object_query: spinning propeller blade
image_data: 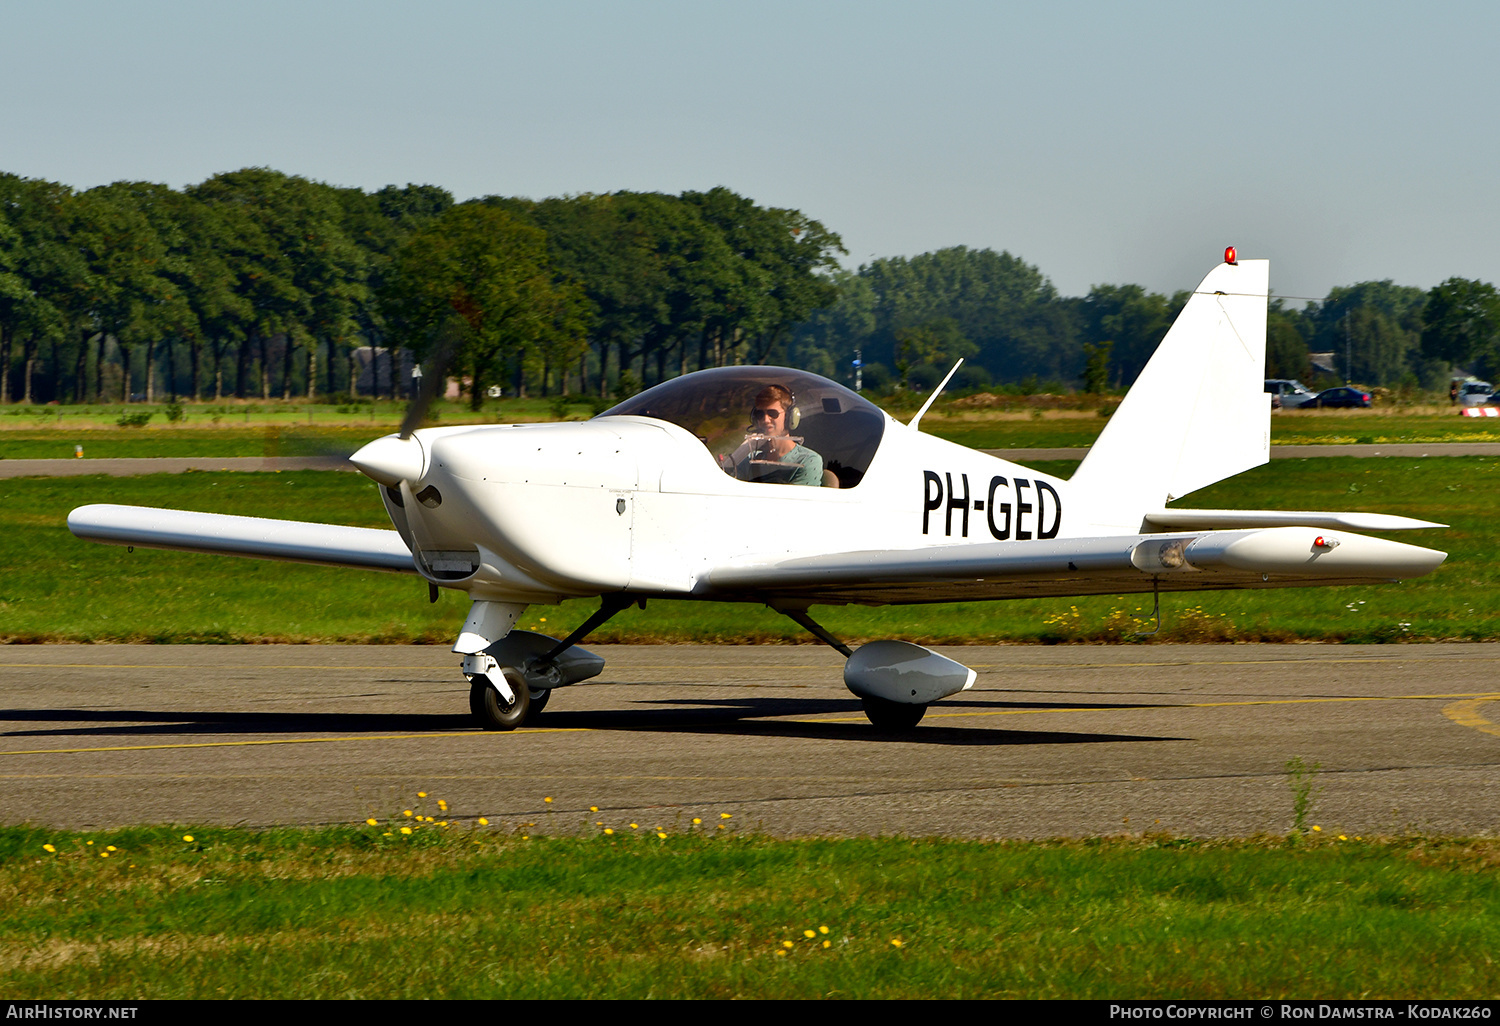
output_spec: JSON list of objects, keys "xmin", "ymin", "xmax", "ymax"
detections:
[
  {"xmin": 398, "ymin": 323, "xmax": 462, "ymax": 440},
  {"xmin": 349, "ymin": 321, "xmax": 463, "ymax": 485}
]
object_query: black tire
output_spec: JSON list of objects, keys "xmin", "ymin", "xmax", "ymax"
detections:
[
  {"xmin": 528, "ymin": 688, "xmax": 551, "ymax": 717},
  {"xmin": 861, "ymin": 696, "xmax": 927, "ymax": 730},
  {"xmin": 470, "ymin": 668, "xmax": 531, "ymax": 730}
]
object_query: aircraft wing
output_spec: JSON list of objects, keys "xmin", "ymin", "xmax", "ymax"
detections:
[
  {"xmin": 68, "ymin": 504, "xmax": 418, "ymax": 574},
  {"xmin": 700, "ymin": 527, "xmax": 1446, "ymax": 606}
]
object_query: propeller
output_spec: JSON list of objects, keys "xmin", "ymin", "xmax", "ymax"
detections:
[
  {"xmin": 349, "ymin": 319, "xmax": 463, "ymax": 486},
  {"xmin": 398, "ymin": 319, "xmax": 463, "ymax": 439}
]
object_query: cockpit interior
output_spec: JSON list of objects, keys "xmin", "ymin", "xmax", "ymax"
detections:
[{"xmin": 599, "ymin": 367, "xmax": 887, "ymax": 488}]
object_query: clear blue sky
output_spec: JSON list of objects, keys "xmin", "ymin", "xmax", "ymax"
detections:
[{"xmin": 4, "ymin": 0, "xmax": 1497, "ymax": 302}]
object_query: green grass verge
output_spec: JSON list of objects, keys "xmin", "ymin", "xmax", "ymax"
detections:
[
  {"xmin": 1, "ymin": 426, "xmax": 384, "ymax": 460},
  {"xmin": 1, "ymin": 457, "xmax": 1494, "ymax": 644},
  {"xmin": 3, "ymin": 823, "xmax": 1497, "ymax": 998}
]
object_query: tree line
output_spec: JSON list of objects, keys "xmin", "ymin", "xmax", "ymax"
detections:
[
  {"xmin": 786, "ymin": 249, "xmax": 1500, "ymax": 395},
  {"xmin": 0, "ymin": 170, "xmax": 844, "ymax": 407},
  {"xmin": 3, "ymin": 167, "xmax": 1497, "ymax": 407}
]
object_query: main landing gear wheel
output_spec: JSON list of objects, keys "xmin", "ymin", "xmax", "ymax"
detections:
[
  {"xmin": 527, "ymin": 688, "xmax": 551, "ymax": 717},
  {"xmin": 861, "ymin": 696, "xmax": 927, "ymax": 730},
  {"xmin": 469, "ymin": 667, "xmax": 531, "ymax": 731}
]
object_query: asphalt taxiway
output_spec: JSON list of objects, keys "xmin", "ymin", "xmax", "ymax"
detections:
[{"xmin": 2, "ymin": 643, "xmax": 1497, "ymax": 838}]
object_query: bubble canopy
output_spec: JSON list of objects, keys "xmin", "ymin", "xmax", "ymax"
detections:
[{"xmin": 597, "ymin": 367, "xmax": 887, "ymax": 488}]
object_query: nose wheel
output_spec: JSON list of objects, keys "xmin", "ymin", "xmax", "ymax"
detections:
[{"xmin": 468, "ymin": 666, "xmax": 532, "ymax": 730}]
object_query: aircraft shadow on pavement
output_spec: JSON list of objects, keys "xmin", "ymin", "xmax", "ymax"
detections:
[
  {"xmin": 0, "ymin": 708, "xmax": 476, "ymax": 739},
  {"xmin": 528, "ymin": 696, "xmax": 1183, "ymax": 747},
  {"xmin": 0, "ymin": 696, "xmax": 1183, "ymax": 748}
]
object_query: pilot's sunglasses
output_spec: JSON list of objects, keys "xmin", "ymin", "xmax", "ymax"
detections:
[{"xmin": 752, "ymin": 408, "xmax": 781, "ymax": 419}]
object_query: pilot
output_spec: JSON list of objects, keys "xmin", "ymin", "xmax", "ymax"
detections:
[{"xmin": 730, "ymin": 385, "xmax": 825, "ymax": 486}]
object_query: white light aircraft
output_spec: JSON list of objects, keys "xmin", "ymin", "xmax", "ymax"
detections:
[{"xmin": 68, "ymin": 251, "xmax": 1447, "ymax": 730}]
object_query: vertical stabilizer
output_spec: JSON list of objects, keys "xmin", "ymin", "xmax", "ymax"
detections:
[{"xmin": 1071, "ymin": 258, "xmax": 1269, "ymax": 532}]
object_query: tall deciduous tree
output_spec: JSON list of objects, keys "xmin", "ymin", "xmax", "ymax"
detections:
[
  {"xmin": 1312, "ymin": 281, "xmax": 1426, "ymax": 386},
  {"xmin": 0, "ymin": 182, "xmax": 33, "ymax": 404},
  {"xmin": 0, "ymin": 175, "xmax": 78, "ymax": 403},
  {"xmin": 783, "ymin": 269, "xmax": 875, "ymax": 383},
  {"xmin": 1078, "ymin": 284, "xmax": 1183, "ymax": 388},
  {"xmin": 335, "ymin": 184, "xmax": 453, "ymax": 398},
  {"xmin": 1265, "ymin": 299, "xmax": 1313, "ymax": 382},
  {"xmin": 864, "ymin": 247, "xmax": 1074, "ymax": 385},
  {"xmin": 189, "ymin": 169, "xmax": 365, "ymax": 399},
  {"xmin": 1421, "ymin": 277, "xmax": 1500, "ymax": 377},
  {"xmin": 681, "ymin": 187, "xmax": 844, "ymax": 367},
  {"xmin": 384, "ymin": 204, "xmax": 585, "ymax": 409},
  {"xmin": 86, "ymin": 182, "xmax": 207, "ymax": 401}
]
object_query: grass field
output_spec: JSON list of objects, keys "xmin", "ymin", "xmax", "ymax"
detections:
[
  {"xmin": 4, "ymin": 397, "xmax": 1499, "ymax": 458},
  {"xmin": 3, "ymin": 823, "xmax": 1497, "ymax": 998},
  {"xmin": 929, "ymin": 410, "xmax": 1500, "ymax": 451},
  {"xmin": 0, "ymin": 456, "xmax": 1493, "ymax": 644}
]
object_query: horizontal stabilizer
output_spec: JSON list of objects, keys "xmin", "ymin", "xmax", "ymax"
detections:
[
  {"xmin": 68, "ymin": 504, "xmax": 417, "ymax": 574},
  {"xmin": 1144, "ymin": 509, "xmax": 1446, "ymax": 532}
]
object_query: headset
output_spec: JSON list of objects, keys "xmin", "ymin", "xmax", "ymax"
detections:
[{"xmin": 754, "ymin": 384, "xmax": 800, "ymax": 431}]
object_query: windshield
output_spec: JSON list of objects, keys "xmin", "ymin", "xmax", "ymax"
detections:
[{"xmin": 598, "ymin": 367, "xmax": 886, "ymax": 488}]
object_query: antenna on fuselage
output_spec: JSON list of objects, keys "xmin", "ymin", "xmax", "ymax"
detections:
[{"xmin": 907, "ymin": 359, "xmax": 964, "ymax": 433}]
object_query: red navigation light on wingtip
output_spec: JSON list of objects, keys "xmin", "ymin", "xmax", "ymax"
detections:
[{"xmin": 1224, "ymin": 246, "xmax": 1237, "ymax": 265}]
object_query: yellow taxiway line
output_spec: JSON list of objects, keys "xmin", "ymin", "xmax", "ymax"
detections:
[{"xmin": 1441, "ymin": 695, "xmax": 1500, "ymax": 739}]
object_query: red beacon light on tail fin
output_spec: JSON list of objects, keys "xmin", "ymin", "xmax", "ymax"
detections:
[{"xmin": 1224, "ymin": 246, "xmax": 1237, "ymax": 265}]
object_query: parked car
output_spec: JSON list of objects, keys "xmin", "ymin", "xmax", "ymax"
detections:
[
  {"xmin": 1300, "ymin": 386, "xmax": 1371, "ymax": 409},
  {"xmin": 1459, "ymin": 380, "xmax": 1495, "ymax": 407},
  {"xmin": 1264, "ymin": 379, "xmax": 1318, "ymax": 409}
]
